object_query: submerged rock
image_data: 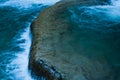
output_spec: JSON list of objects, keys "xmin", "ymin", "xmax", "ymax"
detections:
[{"xmin": 29, "ymin": 0, "xmax": 115, "ymax": 80}]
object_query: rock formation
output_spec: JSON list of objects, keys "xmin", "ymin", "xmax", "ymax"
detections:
[{"xmin": 29, "ymin": 0, "xmax": 115, "ymax": 80}]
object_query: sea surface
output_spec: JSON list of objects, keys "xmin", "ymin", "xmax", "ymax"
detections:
[
  {"xmin": 68, "ymin": 1, "xmax": 120, "ymax": 79},
  {"xmin": 0, "ymin": 0, "xmax": 120, "ymax": 80},
  {"xmin": 0, "ymin": 0, "xmax": 60, "ymax": 80}
]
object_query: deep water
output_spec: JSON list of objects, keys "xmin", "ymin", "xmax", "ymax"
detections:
[
  {"xmin": 0, "ymin": 0, "xmax": 53, "ymax": 79},
  {"xmin": 0, "ymin": 0, "xmax": 120, "ymax": 80}
]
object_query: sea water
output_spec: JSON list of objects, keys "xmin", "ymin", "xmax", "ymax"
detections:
[
  {"xmin": 0, "ymin": 0, "xmax": 60, "ymax": 80},
  {"xmin": 68, "ymin": 0, "xmax": 120, "ymax": 79},
  {"xmin": 0, "ymin": 0, "xmax": 119, "ymax": 80}
]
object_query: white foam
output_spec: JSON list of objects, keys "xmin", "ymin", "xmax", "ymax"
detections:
[
  {"xmin": 8, "ymin": 23, "xmax": 33, "ymax": 80},
  {"xmin": 111, "ymin": 0, "xmax": 120, "ymax": 6},
  {"xmin": 15, "ymin": 24, "xmax": 32, "ymax": 79},
  {"xmin": 1, "ymin": 0, "xmax": 60, "ymax": 8},
  {"xmin": 109, "ymin": 0, "xmax": 120, "ymax": 19},
  {"xmin": 87, "ymin": 0, "xmax": 120, "ymax": 22}
]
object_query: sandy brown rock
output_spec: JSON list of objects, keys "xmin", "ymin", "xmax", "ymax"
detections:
[{"xmin": 29, "ymin": 0, "xmax": 114, "ymax": 80}]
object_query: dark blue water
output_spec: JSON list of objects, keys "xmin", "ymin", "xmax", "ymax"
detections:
[
  {"xmin": 0, "ymin": 0, "xmax": 49, "ymax": 79},
  {"xmin": 0, "ymin": 0, "xmax": 120, "ymax": 80}
]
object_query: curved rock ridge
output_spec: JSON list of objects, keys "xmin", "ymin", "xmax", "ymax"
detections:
[{"xmin": 29, "ymin": 0, "xmax": 114, "ymax": 80}]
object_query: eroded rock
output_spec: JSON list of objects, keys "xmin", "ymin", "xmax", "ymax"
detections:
[{"xmin": 29, "ymin": 0, "xmax": 114, "ymax": 80}]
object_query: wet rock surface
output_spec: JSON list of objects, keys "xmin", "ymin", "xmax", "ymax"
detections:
[{"xmin": 29, "ymin": 0, "xmax": 115, "ymax": 80}]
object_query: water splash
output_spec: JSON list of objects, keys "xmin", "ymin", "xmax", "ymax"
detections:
[
  {"xmin": 1, "ymin": 0, "xmax": 60, "ymax": 8},
  {"xmin": 7, "ymin": 23, "xmax": 33, "ymax": 80},
  {"xmin": 69, "ymin": 0, "xmax": 120, "ymax": 29},
  {"xmin": 111, "ymin": 0, "xmax": 120, "ymax": 6},
  {"xmin": 89, "ymin": 0, "xmax": 120, "ymax": 22}
]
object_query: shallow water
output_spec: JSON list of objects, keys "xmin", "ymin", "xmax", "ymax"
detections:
[
  {"xmin": 67, "ymin": 0, "xmax": 120, "ymax": 79},
  {"xmin": 68, "ymin": 0, "xmax": 120, "ymax": 65}
]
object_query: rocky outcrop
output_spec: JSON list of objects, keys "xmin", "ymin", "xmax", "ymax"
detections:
[{"xmin": 29, "ymin": 0, "xmax": 114, "ymax": 80}]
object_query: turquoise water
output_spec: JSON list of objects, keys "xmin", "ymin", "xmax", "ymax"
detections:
[
  {"xmin": 0, "ymin": 0, "xmax": 48, "ymax": 79},
  {"xmin": 0, "ymin": 0, "xmax": 120, "ymax": 80},
  {"xmin": 68, "ymin": 4, "xmax": 120, "ymax": 65},
  {"xmin": 67, "ymin": 1, "xmax": 120, "ymax": 79}
]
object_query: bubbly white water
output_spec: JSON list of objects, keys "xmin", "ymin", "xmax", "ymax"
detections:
[
  {"xmin": 1, "ymin": 0, "xmax": 119, "ymax": 80},
  {"xmin": 90, "ymin": 0, "xmax": 120, "ymax": 22},
  {"xmin": 1, "ymin": 0, "xmax": 61, "ymax": 80},
  {"xmin": 69, "ymin": 0, "xmax": 120, "ymax": 28},
  {"xmin": 0, "ymin": 0, "xmax": 60, "ymax": 80},
  {"xmin": 7, "ymin": 23, "xmax": 33, "ymax": 80},
  {"xmin": 9, "ymin": 0, "xmax": 119, "ymax": 80},
  {"xmin": 110, "ymin": 0, "xmax": 120, "ymax": 19},
  {"xmin": 1, "ymin": 0, "xmax": 61, "ymax": 8},
  {"xmin": 0, "ymin": 0, "xmax": 61, "ymax": 79}
]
